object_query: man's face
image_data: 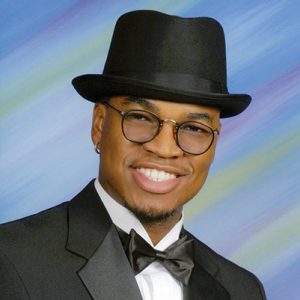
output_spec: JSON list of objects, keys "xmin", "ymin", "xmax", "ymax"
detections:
[{"xmin": 92, "ymin": 96, "xmax": 221, "ymax": 223}]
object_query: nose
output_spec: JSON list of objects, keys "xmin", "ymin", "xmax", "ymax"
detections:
[{"xmin": 142, "ymin": 121, "xmax": 183, "ymax": 158}]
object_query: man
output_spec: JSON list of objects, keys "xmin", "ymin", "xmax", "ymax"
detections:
[{"xmin": 0, "ymin": 10, "xmax": 267, "ymax": 300}]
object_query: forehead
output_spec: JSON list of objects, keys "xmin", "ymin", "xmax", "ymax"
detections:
[{"xmin": 109, "ymin": 95, "xmax": 221, "ymax": 124}]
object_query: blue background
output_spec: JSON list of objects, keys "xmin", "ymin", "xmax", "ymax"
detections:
[{"xmin": 1, "ymin": 1, "xmax": 300, "ymax": 299}]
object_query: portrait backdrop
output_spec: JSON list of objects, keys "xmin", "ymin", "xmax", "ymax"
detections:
[{"xmin": 1, "ymin": 1, "xmax": 299, "ymax": 299}]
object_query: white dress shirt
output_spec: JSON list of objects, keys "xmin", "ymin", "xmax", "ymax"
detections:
[{"xmin": 94, "ymin": 179, "xmax": 184, "ymax": 300}]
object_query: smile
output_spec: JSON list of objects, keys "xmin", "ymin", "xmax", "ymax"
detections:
[{"xmin": 136, "ymin": 168, "xmax": 177, "ymax": 182}]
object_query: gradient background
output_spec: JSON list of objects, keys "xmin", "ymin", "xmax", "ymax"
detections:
[{"xmin": 1, "ymin": 1, "xmax": 299, "ymax": 299}]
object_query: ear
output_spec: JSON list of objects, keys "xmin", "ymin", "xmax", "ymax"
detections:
[{"xmin": 91, "ymin": 103, "xmax": 107, "ymax": 146}]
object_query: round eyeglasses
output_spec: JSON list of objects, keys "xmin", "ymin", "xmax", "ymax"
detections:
[{"xmin": 105, "ymin": 102, "xmax": 219, "ymax": 155}]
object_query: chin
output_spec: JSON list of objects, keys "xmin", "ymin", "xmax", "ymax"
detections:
[{"xmin": 123, "ymin": 200, "xmax": 178, "ymax": 224}]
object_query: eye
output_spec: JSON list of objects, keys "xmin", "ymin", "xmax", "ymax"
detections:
[
  {"xmin": 125, "ymin": 111, "xmax": 153, "ymax": 122},
  {"xmin": 184, "ymin": 125, "xmax": 202, "ymax": 132},
  {"xmin": 180, "ymin": 123, "xmax": 211, "ymax": 134}
]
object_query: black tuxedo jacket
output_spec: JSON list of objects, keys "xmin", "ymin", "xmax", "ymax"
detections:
[{"xmin": 0, "ymin": 181, "xmax": 266, "ymax": 299}]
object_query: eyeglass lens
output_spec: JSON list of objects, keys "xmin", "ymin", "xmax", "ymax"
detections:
[{"xmin": 122, "ymin": 110, "xmax": 214, "ymax": 155}]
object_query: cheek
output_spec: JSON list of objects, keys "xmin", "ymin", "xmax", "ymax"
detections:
[
  {"xmin": 100, "ymin": 117, "xmax": 126, "ymax": 155},
  {"xmin": 99, "ymin": 122, "xmax": 124, "ymax": 172},
  {"xmin": 99, "ymin": 121, "xmax": 139, "ymax": 182},
  {"xmin": 191, "ymin": 151, "xmax": 215, "ymax": 186}
]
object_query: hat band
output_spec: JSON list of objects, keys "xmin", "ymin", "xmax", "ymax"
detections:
[{"xmin": 104, "ymin": 72, "xmax": 228, "ymax": 94}]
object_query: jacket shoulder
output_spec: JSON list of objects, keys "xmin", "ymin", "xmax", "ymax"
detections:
[
  {"xmin": 0, "ymin": 202, "xmax": 69, "ymax": 299},
  {"xmin": 0, "ymin": 202, "xmax": 68, "ymax": 242},
  {"xmin": 188, "ymin": 231, "xmax": 267, "ymax": 300},
  {"xmin": 0, "ymin": 201, "xmax": 70, "ymax": 265},
  {"xmin": 0, "ymin": 180, "xmax": 97, "ymax": 254}
]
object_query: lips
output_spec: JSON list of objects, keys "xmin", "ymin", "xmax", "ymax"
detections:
[
  {"xmin": 131, "ymin": 164, "xmax": 185, "ymax": 194},
  {"xmin": 136, "ymin": 168, "xmax": 177, "ymax": 182}
]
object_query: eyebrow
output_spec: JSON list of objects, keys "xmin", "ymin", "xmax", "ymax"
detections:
[
  {"xmin": 121, "ymin": 96, "xmax": 215, "ymax": 123},
  {"xmin": 187, "ymin": 112, "xmax": 214, "ymax": 124},
  {"xmin": 121, "ymin": 96, "xmax": 158, "ymax": 111}
]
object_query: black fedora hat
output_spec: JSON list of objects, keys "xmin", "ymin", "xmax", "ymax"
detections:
[{"xmin": 72, "ymin": 10, "xmax": 251, "ymax": 118}]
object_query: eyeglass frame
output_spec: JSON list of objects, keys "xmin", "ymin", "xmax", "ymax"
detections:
[{"xmin": 104, "ymin": 102, "xmax": 220, "ymax": 155}]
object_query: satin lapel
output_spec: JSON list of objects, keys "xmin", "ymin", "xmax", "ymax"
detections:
[
  {"xmin": 183, "ymin": 230, "xmax": 230, "ymax": 300},
  {"xmin": 183, "ymin": 261, "xmax": 230, "ymax": 300},
  {"xmin": 78, "ymin": 225, "xmax": 142, "ymax": 300},
  {"xmin": 66, "ymin": 181, "xmax": 111, "ymax": 258},
  {"xmin": 66, "ymin": 181, "xmax": 142, "ymax": 300}
]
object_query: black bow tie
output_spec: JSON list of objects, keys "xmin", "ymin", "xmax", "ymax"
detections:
[{"xmin": 118, "ymin": 228, "xmax": 194, "ymax": 285}]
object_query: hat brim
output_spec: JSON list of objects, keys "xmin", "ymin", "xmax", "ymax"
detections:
[{"xmin": 72, "ymin": 74, "xmax": 251, "ymax": 118}]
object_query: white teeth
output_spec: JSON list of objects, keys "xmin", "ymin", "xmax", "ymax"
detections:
[{"xmin": 137, "ymin": 168, "xmax": 177, "ymax": 182}]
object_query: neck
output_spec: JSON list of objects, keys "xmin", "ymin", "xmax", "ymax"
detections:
[{"xmin": 141, "ymin": 211, "xmax": 182, "ymax": 245}]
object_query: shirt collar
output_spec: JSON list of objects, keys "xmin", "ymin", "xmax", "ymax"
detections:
[{"xmin": 94, "ymin": 179, "xmax": 183, "ymax": 251}]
